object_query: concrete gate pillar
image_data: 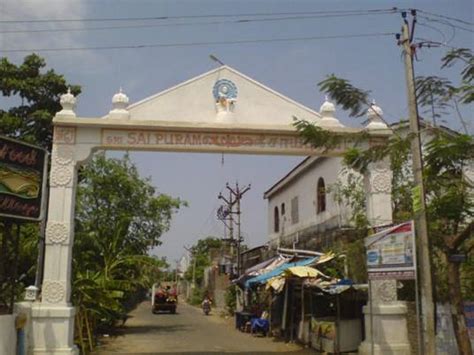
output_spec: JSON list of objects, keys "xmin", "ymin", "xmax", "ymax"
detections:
[
  {"xmin": 30, "ymin": 92, "xmax": 95, "ymax": 354},
  {"xmin": 359, "ymin": 103, "xmax": 411, "ymax": 354}
]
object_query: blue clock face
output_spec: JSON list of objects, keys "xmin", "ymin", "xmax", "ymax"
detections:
[{"xmin": 213, "ymin": 79, "xmax": 238, "ymax": 100}]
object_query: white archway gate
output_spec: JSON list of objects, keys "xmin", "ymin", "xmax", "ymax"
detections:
[{"xmin": 24, "ymin": 66, "xmax": 409, "ymax": 354}]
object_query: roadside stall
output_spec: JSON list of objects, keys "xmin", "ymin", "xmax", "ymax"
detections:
[
  {"xmin": 305, "ymin": 279, "xmax": 367, "ymax": 353},
  {"xmin": 241, "ymin": 253, "xmax": 335, "ymax": 340}
]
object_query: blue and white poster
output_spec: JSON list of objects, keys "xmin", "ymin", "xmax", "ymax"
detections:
[{"xmin": 365, "ymin": 221, "xmax": 416, "ymax": 280}]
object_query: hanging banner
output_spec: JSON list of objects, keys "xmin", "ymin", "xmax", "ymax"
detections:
[
  {"xmin": 0, "ymin": 136, "xmax": 48, "ymax": 221},
  {"xmin": 365, "ymin": 221, "xmax": 416, "ymax": 280}
]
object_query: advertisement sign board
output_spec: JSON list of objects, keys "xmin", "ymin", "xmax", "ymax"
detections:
[
  {"xmin": 0, "ymin": 136, "xmax": 48, "ymax": 221},
  {"xmin": 365, "ymin": 221, "xmax": 416, "ymax": 280}
]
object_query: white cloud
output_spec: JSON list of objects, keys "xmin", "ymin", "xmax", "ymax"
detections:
[{"xmin": 1, "ymin": 0, "xmax": 106, "ymax": 68}]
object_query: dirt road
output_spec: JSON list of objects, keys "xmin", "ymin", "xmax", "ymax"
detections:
[{"xmin": 94, "ymin": 301, "xmax": 312, "ymax": 354}]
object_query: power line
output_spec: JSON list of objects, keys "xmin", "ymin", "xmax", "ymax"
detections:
[
  {"xmin": 415, "ymin": 9, "xmax": 474, "ymax": 27},
  {"xmin": 0, "ymin": 12, "xmax": 398, "ymax": 34},
  {"xmin": 418, "ymin": 14, "xmax": 474, "ymax": 34},
  {"xmin": 1, "ymin": 32, "xmax": 395, "ymax": 53},
  {"xmin": 0, "ymin": 8, "xmax": 400, "ymax": 24}
]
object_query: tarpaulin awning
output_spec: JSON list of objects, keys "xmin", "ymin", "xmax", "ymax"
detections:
[
  {"xmin": 245, "ymin": 256, "xmax": 317, "ymax": 288},
  {"xmin": 244, "ymin": 255, "xmax": 283, "ymax": 276},
  {"xmin": 285, "ymin": 266, "xmax": 324, "ymax": 278},
  {"xmin": 265, "ymin": 276, "xmax": 286, "ymax": 293},
  {"xmin": 304, "ymin": 278, "xmax": 368, "ymax": 295},
  {"xmin": 234, "ymin": 255, "xmax": 289, "ymax": 289}
]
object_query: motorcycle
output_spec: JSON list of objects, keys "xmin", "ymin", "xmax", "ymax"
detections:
[{"xmin": 202, "ymin": 298, "xmax": 211, "ymax": 315}]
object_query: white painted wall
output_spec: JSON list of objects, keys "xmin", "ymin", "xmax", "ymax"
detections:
[
  {"xmin": 0, "ymin": 315, "xmax": 16, "ymax": 355},
  {"xmin": 266, "ymin": 156, "xmax": 353, "ymax": 244},
  {"xmin": 127, "ymin": 66, "xmax": 321, "ymax": 126}
]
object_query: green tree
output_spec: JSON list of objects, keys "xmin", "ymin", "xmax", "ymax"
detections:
[
  {"xmin": 185, "ymin": 236, "xmax": 222, "ymax": 286},
  {"xmin": 73, "ymin": 153, "xmax": 185, "ymax": 352},
  {"xmin": 294, "ymin": 48, "xmax": 473, "ymax": 354},
  {"xmin": 0, "ymin": 54, "xmax": 80, "ymax": 312},
  {"xmin": 0, "ymin": 53, "xmax": 80, "ymax": 149}
]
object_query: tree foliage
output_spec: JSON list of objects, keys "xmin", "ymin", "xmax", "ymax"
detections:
[
  {"xmin": 295, "ymin": 47, "xmax": 473, "ymax": 354},
  {"xmin": 0, "ymin": 54, "xmax": 80, "ymax": 149},
  {"xmin": 0, "ymin": 54, "xmax": 80, "ymax": 313},
  {"xmin": 184, "ymin": 236, "xmax": 222, "ymax": 287},
  {"xmin": 73, "ymin": 153, "xmax": 185, "ymax": 352}
]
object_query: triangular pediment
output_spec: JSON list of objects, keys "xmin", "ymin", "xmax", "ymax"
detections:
[{"xmin": 125, "ymin": 66, "xmax": 321, "ymax": 127}]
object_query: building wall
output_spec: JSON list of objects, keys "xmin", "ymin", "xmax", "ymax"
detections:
[
  {"xmin": 266, "ymin": 156, "xmax": 353, "ymax": 247},
  {"xmin": 0, "ymin": 315, "xmax": 16, "ymax": 355}
]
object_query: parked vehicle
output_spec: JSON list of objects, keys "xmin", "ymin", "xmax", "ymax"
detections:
[{"xmin": 151, "ymin": 282, "xmax": 177, "ymax": 314}]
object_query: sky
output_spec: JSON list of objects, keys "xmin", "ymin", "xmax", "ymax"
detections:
[{"xmin": 1, "ymin": 0, "xmax": 472, "ymax": 265}]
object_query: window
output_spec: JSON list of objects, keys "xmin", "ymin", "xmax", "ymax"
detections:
[
  {"xmin": 281, "ymin": 203, "xmax": 285, "ymax": 215},
  {"xmin": 274, "ymin": 206, "xmax": 280, "ymax": 233},
  {"xmin": 317, "ymin": 177, "xmax": 326, "ymax": 214},
  {"xmin": 291, "ymin": 196, "xmax": 299, "ymax": 224}
]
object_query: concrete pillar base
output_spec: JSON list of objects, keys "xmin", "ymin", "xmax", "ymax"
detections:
[
  {"xmin": 358, "ymin": 302, "xmax": 411, "ymax": 355},
  {"xmin": 31, "ymin": 304, "xmax": 78, "ymax": 355},
  {"xmin": 359, "ymin": 342, "xmax": 411, "ymax": 355},
  {"xmin": 32, "ymin": 347, "xmax": 79, "ymax": 355}
]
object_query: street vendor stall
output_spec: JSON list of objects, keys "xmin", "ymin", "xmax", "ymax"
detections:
[{"xmin": 305, "ymin": 279, "xmax": 367, "ymax": 353}]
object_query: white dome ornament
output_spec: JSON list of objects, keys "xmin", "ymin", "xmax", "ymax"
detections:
[
  {"xmin": 57, "ymin": 88, "xmax": 77, "ymax": 118},
  {"xmin": 317, "ymin": 96, "xmax": 343, "ymax": 128},
  {"xmin": 366, "ymin": 100, "xmax": 388, "ymax": 130},
  {"xmin": 108, "ymin": 88, "xmax": 130, "ymax": 119}
]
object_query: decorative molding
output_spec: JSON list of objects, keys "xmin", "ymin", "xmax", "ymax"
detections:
[
  {"xmin": 465, "ymin": 165, "xmax": 474, "ymax": 182},
  {"xmin": 46, "ymin": 222, "xmax": 69, "ymax": 244},
  {"xmin": 372, "ymin": 171, "xmax": 392, "ymax": 193},
  {"xmin": 212, "ymin": 79, "xmax": 238, "ymax": 101},
  {"xmin": 50, "ymin": 165, "xmax": 74, "ymax": 187},
  {"xmin": 52, "ymin": 144, "xmax": 75, "ymax": 166},
  {"xmin": 53, "ymin": 126, "xmax": 76, "ymax": 144},
  {"xmin": 373, "ymin": 280, "xmax": 397, "ymax": 303},
  {"xmin": 373, "ymin": 161, "xmax": 390, "ymax": 173},
  {"xmin": 42, "ymin": 280, "xmax": 66, "ymax": 303}
]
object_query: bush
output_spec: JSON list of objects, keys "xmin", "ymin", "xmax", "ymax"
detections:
[
  {"xmin": 189, "ymin": 287, "xmax": 205, "ymax": 306},
  {"xmin": 224, "ymin": 284, "xmax": 237, "ymax": 315}
]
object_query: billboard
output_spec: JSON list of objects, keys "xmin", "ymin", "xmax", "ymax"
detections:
[
  {"xmin": 0, "ymin": 136, "xmax": 48, "ymax": 221},
  {"xmin": 365, "ymin": 221, "xmax": 416, "ymax": 280}
]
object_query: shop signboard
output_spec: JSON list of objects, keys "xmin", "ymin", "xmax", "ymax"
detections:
[
  {"xmin": 0, "ymin": 136, "xmax": 48, "ymax": 221},
  {"xmin": 365, "ymin": 221, "xmax": 416, "ymax": 280}
]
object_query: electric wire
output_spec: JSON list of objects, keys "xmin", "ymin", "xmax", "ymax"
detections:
[
  {"xmin": 417, "ymin": 22, "xmax": 449, "ymax": 44},
  {"xmin": 415, "ymin": 9, "xmax": 474, "ymax": 27},
  {"xmin": 2, "ymin": 32, "xmax": 395, "ymax": 53},
  {"xmin": 0, "ymin": 8, "xmax": 400, "ymax": 24},
  {"xmin": 418, "ymin": 14, "xmax": 474, "ymax": 34},
  {"xmin": 0, "ymin": 12, "xmax": 398, "ymax": 34}
]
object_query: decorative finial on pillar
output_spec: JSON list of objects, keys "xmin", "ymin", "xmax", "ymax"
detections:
[
  {"xmin": 56, "ymin": 87, "xmax": 77, "ymax": 118},
  {"xmin": 108, "ymin": 87, "xmax": 130, "ymax": 119},
  {"xmin": 24, "ymin": 285, "xmax": 39, "ymax": 301},
  {"xmin": 366, "ymin": 100, "xmax": 388, "ymax": 130},
  {"xmin": 318, "ymin": 96, "xmax": 343, "ymax": 128}
]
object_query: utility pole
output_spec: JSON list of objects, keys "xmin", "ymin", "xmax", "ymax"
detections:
[
  {"xmin": 183, "ymin": 246, "xmax": 196, "ymax": 289},
  {"xmin": 218, "ymin": 191, "xmax": 235, "ymax": 255},
  {"xmin": 226, "ymin": 182, "xmax": 251, "ymax": 276},
  {"xmin": 397, "ymin": 10, "xmax": 436, "ymax": 354}
]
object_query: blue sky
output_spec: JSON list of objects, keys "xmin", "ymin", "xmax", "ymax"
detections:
[{"xmin": 2, "ymin": 0, "xmax": 472, "ymax": 264}]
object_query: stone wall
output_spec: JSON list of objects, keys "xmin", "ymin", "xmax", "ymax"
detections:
[{"xmin": 0, "ymin": 314, "xmax": 16, "ymax": 355}]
